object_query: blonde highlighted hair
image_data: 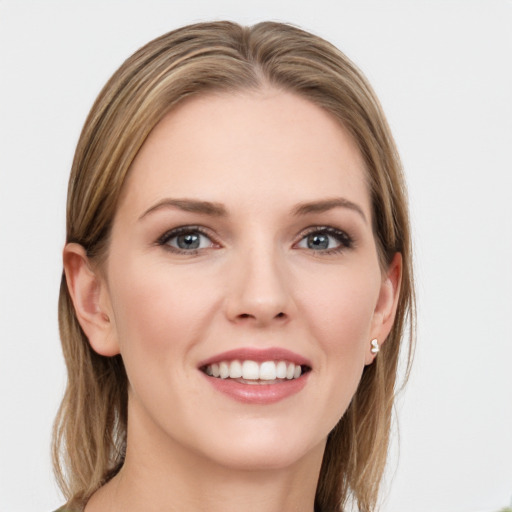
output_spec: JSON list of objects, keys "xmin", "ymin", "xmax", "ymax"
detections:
[{"xmin": 53, "ymin": 20, "xmax": 415, "ymax": 512}]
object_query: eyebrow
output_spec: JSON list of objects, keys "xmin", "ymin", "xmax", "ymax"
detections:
[
  {"xmin": 139, "ymin": 196, "xmax": 367, "ymax": 223},
  {"xmin": 292, "ymin": 197, "xmax": 367, "ymax": 223},
  {"xmin": 139, "ymin": 198, "xmax": 227, "ymax": 220}
]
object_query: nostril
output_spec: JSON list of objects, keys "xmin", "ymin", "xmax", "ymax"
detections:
[
  {"xmin": 236, "ymin": 312, "xmax": 286, "ymax": 321},
  {"xmin": 231, "ymin": 308, "xmax": 289, "ymax": 324}
]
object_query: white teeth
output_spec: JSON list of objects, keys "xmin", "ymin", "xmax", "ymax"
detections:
[
  {"xmin": 219, "ymin": 361, "xmax": 230, "ymax": 379},
  {"xmin": 242, "ymin": 360, "xmax": 260, "ymax": 380},
  {"xmin": 229, "ymin": 360, "xmax": 243, "ymax": 379},
  {"xmin": 204, "ymin": 359, "xmax": 305, "ymax": 381},
  {"xmin": 259, "ymin": 361, "xmax": 276, "ymax": 380},
  {"xmin": 276, "ymin": 361, "xmax": 287, "ymax": 379}
]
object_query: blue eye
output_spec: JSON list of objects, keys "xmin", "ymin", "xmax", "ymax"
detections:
[
  {"xmin": 158, "ymin": 227, "xmax": 215, "ymax": 252},
  {"xmin": 297, "ymin": 228, "xmax": 352, "ymax": 253}
]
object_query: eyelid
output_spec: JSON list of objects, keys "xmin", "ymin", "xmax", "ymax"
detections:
[
  {"xmin": 294, "ymin": 225, "xmax": 354, "ymax": 253},
  {"xmin": 156, "ymin": 225, "xmax": 221, "ymax": 253},
  {"xmin": 155, "ymin": 224, "xmax": 354, "ymax": 255}
]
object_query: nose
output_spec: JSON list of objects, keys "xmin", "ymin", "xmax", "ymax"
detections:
[{"xmin": 224, "ymin": 244, "xmax": 293, "ymax": 327}]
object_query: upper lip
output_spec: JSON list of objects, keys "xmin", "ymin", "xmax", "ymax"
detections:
[{"xmin": 197, "ymin": 347, "xmax": 312, "ymax": 368}]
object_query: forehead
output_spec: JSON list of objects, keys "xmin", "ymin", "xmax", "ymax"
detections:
[{"xmin": 122, "ymin": 88, "xmax": 370, "ymax": 216}]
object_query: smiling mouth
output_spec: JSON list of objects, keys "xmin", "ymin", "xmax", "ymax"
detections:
[{"xmin": 201, "ymin": 360, "xmax": 311, "ymax": 383}]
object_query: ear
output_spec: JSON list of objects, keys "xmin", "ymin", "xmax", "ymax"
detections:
[
  {"xmin": 365, "ymin": 252, "xmax": 402, "ymax": 365},
  {"xmin": 63, "ymin": 243, "xmax": 120, "ymax": 356}
]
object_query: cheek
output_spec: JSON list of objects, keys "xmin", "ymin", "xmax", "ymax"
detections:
[
  {"xmin": 108, "ymin": 259, "xmax": 219, "ymax": 368},
  {"xmin": 298, "ymin": 267, "xmax": 380, "ymax": 350},
  {"xmin": 106, "ymin": 260, "xmax": 225, "ymax": 442},
  {"xmin": 295, "ymin": 264, "xmax": 381, "ymax": 413}
]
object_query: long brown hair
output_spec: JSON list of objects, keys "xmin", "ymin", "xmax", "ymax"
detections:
[{"xmin": 53, "ymin": 21, "xmax": 415, "ymax": 512}]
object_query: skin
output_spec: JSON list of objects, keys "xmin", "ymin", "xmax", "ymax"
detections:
[{"xmin": 64, "ymin": 88, "xmax": 401, "ymax": 512}]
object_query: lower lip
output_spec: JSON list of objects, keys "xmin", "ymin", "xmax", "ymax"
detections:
[{"xmin": 202, "ymin": 373, "xmax": 310, "ymax": 404}]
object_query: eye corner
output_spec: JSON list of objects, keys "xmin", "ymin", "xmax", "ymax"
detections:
[
  {"xmin": 156, "ymin": 225, "xmax": 221, "ymax": 254},
  {"xmin": 294, "ymin": 226, "xmax": 354, "ymax": 254}
]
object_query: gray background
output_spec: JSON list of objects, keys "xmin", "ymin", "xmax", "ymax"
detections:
[{"xmin": 1, "ymin": 1, "xmax": 511, "ymax": 511}]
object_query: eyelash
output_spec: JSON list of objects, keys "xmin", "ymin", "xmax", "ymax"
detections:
[
  {"xmin": 295, "ymin": 226, "xmax": 354, "ymax": 255},
  {"xmin": 157, "ymin": 225, "xmax": 218, "ymax": 255},
  {"xmin": 156, "ymin": 225, "xmax": 354, "ymax": 255}
]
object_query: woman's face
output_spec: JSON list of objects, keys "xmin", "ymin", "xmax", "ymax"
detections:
[{"xmin": 96, "ymin": 88, "xmax": 399, "ymax": 471}]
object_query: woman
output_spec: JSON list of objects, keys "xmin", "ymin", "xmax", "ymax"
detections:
[{"xmin": 54, "ymin": 20, "xmax": 415, "ymax": 512}]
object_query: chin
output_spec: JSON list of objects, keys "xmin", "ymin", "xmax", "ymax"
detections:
[
  {"xmin": 206, "ymin": 438, "xmax": 325, "ymax": 472},
  {"xmin": 183, "ymin": 417, "xmax": 330, "ymax": 473}
]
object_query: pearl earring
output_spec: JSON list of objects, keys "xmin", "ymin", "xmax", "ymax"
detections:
[{"xmin": 370, "ymin": 339, "xmax": 379, "ymax": 354}]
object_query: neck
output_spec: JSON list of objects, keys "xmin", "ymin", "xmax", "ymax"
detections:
[{"xmin": 85, "ymin": 401, "xmax": 325, "ymax": 512}]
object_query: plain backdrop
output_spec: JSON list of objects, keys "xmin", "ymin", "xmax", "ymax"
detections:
[{"xmin": 1, "ymin": 1, "xmax": 511, "ymax": 511}]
